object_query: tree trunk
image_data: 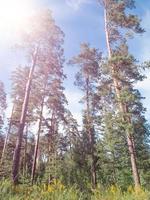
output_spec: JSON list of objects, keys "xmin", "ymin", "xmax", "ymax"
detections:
[
  {"xmin": 12, "ymin": 47, "xmax": 38, "ymax": 184},
  {"xmin": 91, "ymin": 152, "xmax": 97, "ymax": 188},
  {"xmin": 31, "ymin": 96, "xmax": 44, "ymax": 185},
  {"xmin": 1, "ymin": 104, "xmax": 15, "ymax": 164},
  {"xmin": 47, "ymin": 111, "xmax": 57, "ymax": 183},
  {"xmin": 23, "ymin": 124, "xmax": 28, "ymax": 177},
  {"xmin": 103, "ymin": 7, "xmax": 140, "ymax": 187},
  {"xmin": 86, "ymin": 77, "xmax": 97, "ymax": 188}
]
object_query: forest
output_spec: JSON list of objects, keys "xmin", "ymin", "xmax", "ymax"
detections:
[{"xmin": 0, "ymin": 0, "xmax": 150, "ymax": 199}]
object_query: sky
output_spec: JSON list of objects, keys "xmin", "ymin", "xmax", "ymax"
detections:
[{"xmin": 0, "ymin": 0, "xmax": 150, "ymax": 126}]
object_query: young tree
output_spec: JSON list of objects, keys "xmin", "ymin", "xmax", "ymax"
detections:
[
  {"xmin": 0, "ymin": 81, "xmax": 7, "ymax": 171},
  {"xmin": 1, "ymin": 104, "xmax": 15, "ymax": 165},
  {"xmin": 0, "ymin": 81, "xmax": 7, "ymax": 132},
  {"xmin": 69, "ymin": 43, "xmax": 102, "ymax": 188}
]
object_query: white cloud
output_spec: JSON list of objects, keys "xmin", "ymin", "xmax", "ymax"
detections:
[{"xmin": 65, "ymin": 0, "xmax": 91, "ymax": 10}]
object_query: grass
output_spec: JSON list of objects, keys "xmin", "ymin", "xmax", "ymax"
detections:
[{"xmin": 0, "ymin": 180, "xmax": 150, "ymax": 200}]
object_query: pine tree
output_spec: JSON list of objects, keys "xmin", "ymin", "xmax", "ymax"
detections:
[
  {"xmin": 0, "ymin": 81, "xmax": 7, "ymax": 131},
  {"xmin": 69, "ymin": 43, "xmax": 102, "ymax": 188},
  {"xmin": 12, "ymin": 10, "xmax": 65, "ymax": 184},
  {"xmin": 0, "ymin": 81, "xmax": 7, "ymax": 176},
  {"xmin": 0, "ymin": 104, "xmax": 15, "ymax": 166},
  {"xmin": 98, "ymin": 0, "xmax": 145, "ymax": 187}
]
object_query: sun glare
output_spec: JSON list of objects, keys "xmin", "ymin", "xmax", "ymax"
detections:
[{"xmin": 0, "ymin": 0, "xmax": 34, "ymax": 30}]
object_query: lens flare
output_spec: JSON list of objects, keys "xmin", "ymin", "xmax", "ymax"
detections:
[{"xmin": 0, "ymin": 0, "xmax": 35, "ymax": 30}]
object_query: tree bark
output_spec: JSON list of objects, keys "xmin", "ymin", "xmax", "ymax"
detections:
[
  {"xmin": 103, "ymin": 6, "xmax": 140, "ymax": 187},
  {"xmin": 31, "ymin": 96, "xmax": 45, "ymax": 185},
  {"xmin": 23, "ymin": 124, "xmax": 28, "ymax": 177},
  {"xmin": 12, "ymin": 47, "xmax": 38, "ymax": 184},
  {"xmin": 86, "ymin": 77, "xmax": 97, "ymax": 188}
]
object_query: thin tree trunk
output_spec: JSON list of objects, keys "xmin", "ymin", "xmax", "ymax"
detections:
[
  {"xmin": 1, "ymin": 104, "xmax": 15, "ymax": 164},
  {"xmin": 104, "ymin": 7, "xmax": 140, "ymax": 187},
  {"xmin": 86, "ymin": 77, "xmax": 97, "ymax": 188},
  {"xmin": 23, "ymin": 124, "xmax": 28, "ymax": 177},
  {"xmin": 12, "ymin": 47, "xmax": 38, "ymax": 184},
  {"xmin": 48, "ymin": 111, "xmax": 55, "ymax": 183},
  {"xmin": 91, "ymin": 153, "xmax": 97, "ymax": 188},
  {"xmin": 31, "ymin": 96, "xmax": 44, "ymax": 185}
]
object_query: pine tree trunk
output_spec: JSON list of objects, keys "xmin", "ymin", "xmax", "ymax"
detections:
[
  {"xmin": 1, "ymin": 104, "xmax": 15, "ymax": 164},
  {"xmin": 47, "ymin": 112, "xmax": 56, "ymax": 183},
  {"xmin": 104, "ymin": 7, "xmax": 140, "ymax": 187},
  {"xmin": 31, "ymin": 96, "xmax": 44, "ymax": 185},
  {"xmin": 91, "ymin": 152, "xmax": 97, "ymax": 188},
  {"xmin": 86, "ymin": 78, "xmax": 97, "ymax": 188},
  {"xmin": 12, "ymin": 48, "xmax": 38, "ymax": 184},
  {"xmin": 23, "ymin": 124, "xmax": 28, "ymax": 177}
]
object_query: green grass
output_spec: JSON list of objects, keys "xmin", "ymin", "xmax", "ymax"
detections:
[{"xmin": 0, "ymin": 180, "xmax": 150, "ymax": 200}]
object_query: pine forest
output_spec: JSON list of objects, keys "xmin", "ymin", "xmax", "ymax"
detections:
[{"xmin": 0, "ymin": 0, "xmax": 150, "ymax": 199}]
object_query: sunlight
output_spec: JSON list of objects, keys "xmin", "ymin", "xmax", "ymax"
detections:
[{"xmin": 0, "ymin": 0, "xmax": 35, "ymax": 31}]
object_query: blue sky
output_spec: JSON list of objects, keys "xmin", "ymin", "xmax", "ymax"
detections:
[{"xmin": 0, "ymin": 0, "xmax": 150, "ymax": 125}]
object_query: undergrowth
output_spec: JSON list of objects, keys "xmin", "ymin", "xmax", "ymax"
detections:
[{"xmin": 0, "ymin": 180, "xmax": 150, "ymax": 200}]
